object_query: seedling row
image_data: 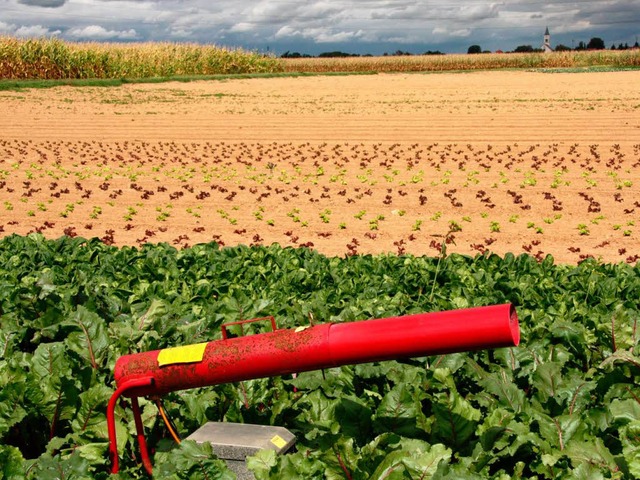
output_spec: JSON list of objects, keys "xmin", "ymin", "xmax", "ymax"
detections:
[{"xmin": 1, "ymin": 139, "xmax": 638, "ymax": 264}]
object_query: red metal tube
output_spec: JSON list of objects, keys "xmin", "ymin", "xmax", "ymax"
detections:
[
  {"xmin": 110, "ymin": 304, "xmax": 519, "ymax": 473},
  {"xmin": 115, "ymin": 304, "xmax": 519, "ymax": 398},
  {"xmin": 131, "ymin": 397, "xmax": 153, "ymax": 475},
  {"xmin": 107, "ymin": 377, "xmax": 154, "ymax": 474}
]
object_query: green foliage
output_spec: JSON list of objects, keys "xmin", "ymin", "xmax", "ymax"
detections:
[
  {"xmin": 0, "ymin": 234, "xmax": 639, "ymax": 478},
  {"xmin": 0, "ymin": 445, "xmax": 24, "ymax": 479},
  {"xmin": 587, "ymin": 37, "xmax": 606, "ymax": 50},
  {"xmin": 154, "ymin": 441, "xmax": 235, "ymax": 479}
]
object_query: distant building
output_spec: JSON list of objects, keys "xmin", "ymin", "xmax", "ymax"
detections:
[{"xmin": 542, "ymin": 27, "xmax": 553, "ymax": 53}]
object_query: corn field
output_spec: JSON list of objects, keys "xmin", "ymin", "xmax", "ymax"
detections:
[
  {"xmin": 282, "ymin": 50, "xmax": 640, "ymax": 73},
  {"xmin": 0, "ymin": 36, "xmax": 283, "ymax": 80},
  {"xmin": 1, "ymin": 36, "xmax": 639, "ymax": 80}
]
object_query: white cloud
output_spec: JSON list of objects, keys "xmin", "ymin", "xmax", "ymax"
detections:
[
  {"xmin": 458, "ymin": 3, "xmax": 500, "ymax": 21},
  {"xmin": 0, "ymin": 21, "xmax": 18, "ymax": 35},
  {"xmin": 169, "ymin": 27, "xmax": 193, "ymax": 38},
  {"xmin": 552, "ymin": 21, "xmax": 593, "ymax": 35},
  {"xmin": 432, "ymin": 26, "xmax": 471, "ymax": 38},
  {"xmin": 274, "ymin": 25, "xmax": 364, "ymax": 44},
  {"xmin": 229, "ymin": 22, "xmax": 255, "ymax": 33},
  {"xmin": 67, "ymin": 25, "xmax": 138, "ymax": 40},
  {"xmin": 14, "ymin": 24, "xmax": 61, "ymax": 37},
  {"xmin": 250, "ymin": 1, "xmax": 292, "ymax": 22},
  {"xmin": 0, "ymin": 20, "xmax": 61, "ymax": 37},
  {"xmin": 314, "ymin": 29, "xmax": 364, "ymax": 43},
  {"xmin": 274, "ymin": 26, "xmax": 301, "ymax": 39}
]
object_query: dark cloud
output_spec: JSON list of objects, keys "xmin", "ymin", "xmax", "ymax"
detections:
[{"xmin": 18, "ymin": 0, "xmax": 66, "ymax": 7}]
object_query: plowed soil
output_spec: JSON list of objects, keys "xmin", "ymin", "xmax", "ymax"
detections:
[{"xmin": 1, "ymin": 70, "xmax": 639, "ymax": 264}]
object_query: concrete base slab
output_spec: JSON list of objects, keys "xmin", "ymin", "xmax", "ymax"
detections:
[{"xmin": 186, "ymin": 422, "xmax": 296, "ymax": 479}]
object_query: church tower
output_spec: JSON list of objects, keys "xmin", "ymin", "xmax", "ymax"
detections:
[{"xmin": 542, "ymin": 27, "xmax": 553, "ymax": 53}]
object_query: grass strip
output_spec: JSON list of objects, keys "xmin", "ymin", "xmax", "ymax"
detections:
[{"xmin": 0, "ymin": 71, "xmax": 378, "ymax": 91}]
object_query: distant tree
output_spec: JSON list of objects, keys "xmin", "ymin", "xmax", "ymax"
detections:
[
  {"xmin": 467, "ymin": 45, "xmax": 482, "ymax": 54},
  {"xmin": 555, "ymin": 44, "xmax": 571, "ymax": 52},
  {"xmin": 318, "ymin": 51, "xmax": 358, "ymax": 58},
  {"xmin": 423, "ymin": 50, "xmax": 444, "ymax": 55},
  {"xmin": 514, "ymin": 45, "xmax": 534, "ymax": 53},
  {"xmin": 280, "ymin": 51, "xmax": 311, "ymax": 58},
  {"xmin": 611, "ymin": 44, "xmax": 617, "ymax": 50},
  {"xmin": 587, "ymin": 37, "xmax": 605, "ymax": 50},
  {"xmin": 635, "ymin": 40, "xmax": 639, "ymax": 49},
  {"xmin": 575, "ymin": 41, "xmax": 587, "ymax": 51}
]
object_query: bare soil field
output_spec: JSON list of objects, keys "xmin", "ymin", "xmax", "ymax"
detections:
[{"xmin": 1, "ymin": 70, "xmax": 639, "ymax": 264}]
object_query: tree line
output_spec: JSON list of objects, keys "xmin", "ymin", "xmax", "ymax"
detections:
[
  {"xmin": 280, "ymin": 35, "xmax": 638, "ymax": 58},
  {"xmin": 280, "ymin": 49, "xmax": 445, "ymax": 58},
  {"xmin": 468, "ymin": 37, "xmax": 639, "ymax": 54}
]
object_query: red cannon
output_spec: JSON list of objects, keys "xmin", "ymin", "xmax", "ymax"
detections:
[{"xmin": 108, "ymin": 303, "xmax": 520, "ymax": 474}]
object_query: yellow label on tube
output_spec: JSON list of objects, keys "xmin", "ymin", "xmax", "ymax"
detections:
[
  {"xmin": 270, "ymin": 435, "xmax": 287, "ymax": 449},
  {"xmin": 157, "ymin": 342, "xmax": 208, "ymax": 367}
]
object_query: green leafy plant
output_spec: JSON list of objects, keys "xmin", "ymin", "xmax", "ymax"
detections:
[
  {"xmin": 519, "ymin": 171, "xmax": 537, "ymax": 188},
  {"xmin": 577, "ymin": 223, "xmax": 590, "ymax": 236},
  {"xmin": 89, "ymin": 206, "xmax": 102, "ymax": 219},
  {"xmin": 354, "ymin": 210, "xmax": 366, "ymax": 220},
  {"xmin": 288, "ymin": 208, "xmax": 302, "ymax": 223},
  {"xmin": 156, "ymin": 210, "xmax": 171, "ymax": 222},
  {"xmin": 1, "ymin": 235, "xmax": 639, "ymax": 479},
  {"xmin": 449, "ymin": 220, "xmax": 462, "ymax": 232},
  {"xmin": 187, "ymin": 206, "xmax": 202, "ymax": 219},
  {"xmin": 123, "ymin": 206, "xmax": 138, "ymax": 221},
  {"xmin": 59, "ymin": 203, "xmax": 75, "ymax": 218},
  {"xmin": 319, "ymin": 209, "xmax": 332, "ymax": 224}
]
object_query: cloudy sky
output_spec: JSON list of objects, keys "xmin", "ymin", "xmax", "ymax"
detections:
[{"xmin": 1, "ymin": 0, "xmax": 639, "ymax": 54}]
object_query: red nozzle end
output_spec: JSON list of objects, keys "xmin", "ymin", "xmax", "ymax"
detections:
[{"xmin": 509, "ymin": 304, "xmax": 520, "ymax": 347}]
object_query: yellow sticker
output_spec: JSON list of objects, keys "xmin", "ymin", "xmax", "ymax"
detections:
[
  {"xmin": 157, "ymin": 342, "xmax": 207, "ymax": 367},
  {"xmin": 270, "ymin": 435, "xmax": 287, "ymax": 449}
]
